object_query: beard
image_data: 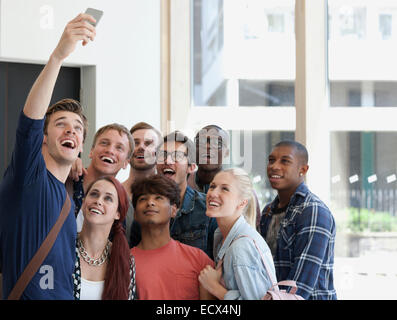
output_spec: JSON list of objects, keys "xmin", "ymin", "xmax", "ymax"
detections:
[{"xmin": 131, "ymin": 159, "xmax": 156, "ymax": 171}]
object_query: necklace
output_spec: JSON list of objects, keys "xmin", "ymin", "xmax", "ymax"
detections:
[{"xmin": 77, "ymin": 238, "xmax": 110, "ymax": 266}]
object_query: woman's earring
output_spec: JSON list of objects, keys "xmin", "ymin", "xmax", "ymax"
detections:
[{"xmin": 299, "ymin": 173, "xmax": 303, "ymax": 177}]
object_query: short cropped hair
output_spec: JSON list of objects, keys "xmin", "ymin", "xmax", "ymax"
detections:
[
  {"xmin": 274, "ymin": 140, "xmax": 309, "ymax": 165},
  {"xmin": 160, "ymin": 130, "xmax": 196, "ymax": 164},
  {"xmin": 130, "ymin": 122, "xmax": 162, "ymax": 146},
  {"xmin": 131, "ymin": 174, "xmax": 181, "ymax": 210},
  {"xmin": 92, "ymin": 124, "xmax": 134, "ymax": 159},
  {"xmin": 195, "ymin": 124, "xmax": 230, "ymax": 149},
  {"xmin": 44, "ymin": 98, "xmax": 88, "ymax": 141}
]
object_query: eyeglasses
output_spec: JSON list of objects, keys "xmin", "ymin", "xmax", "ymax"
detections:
[
  {"xmin": 156, "ymin": 150, "xmax": 188, "ymax": 162},
  {"xmin": 194, "ymin": 136, "xmax": 224, "ymax": 150}
]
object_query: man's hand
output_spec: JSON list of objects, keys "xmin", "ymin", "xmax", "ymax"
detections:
[
  {"xmin": 52, "ymin": 13, "xmax": 97, "ymax": 62},
  {"xmin": 23, "ymin": 13, "xmax": 97, "ymax": 120},
  {"xmin": 69, "ymin": 157, "xmax": 87, "ymax": 181}
]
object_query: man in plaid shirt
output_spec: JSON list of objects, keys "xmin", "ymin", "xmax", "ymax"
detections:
[{"xmin": 260, "ymin": 141, "xmax": 337, "ymax": 300}]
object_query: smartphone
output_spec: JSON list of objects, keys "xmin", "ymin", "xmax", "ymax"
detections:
[{"xmin": 85, "ymin": 8, "xmax": 103, "ymax": 26}]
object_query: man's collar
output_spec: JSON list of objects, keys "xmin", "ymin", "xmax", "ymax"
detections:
[
  {"xmin": 271, "ymin": 182, "xmax": 309, "ymax": 209},
  {"xmin": 178, "ymin": 185, "xmax": 196, "ymax": 215}
]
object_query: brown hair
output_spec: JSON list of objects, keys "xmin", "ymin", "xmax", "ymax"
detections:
[
  {"xmin": 44, "ymin": 98, "xmax": 88, "ymax": 141},
  {"xmin": 160, "ymin": 130, "xmax": 196, "ymax": 164},
  {"xmin": 130, "ymin": 122, "xmax": 162, "ymax": 145},
  {"xmin": 92, "ymin": 124, "xmax": 134, "ymax": 159},
  {"xmin": 131, "ymin": 174, "xmax": 181, "ymax": 210},
  {"xmin": 84, "ymin": 176, "xmax": 131, "ymax": 300}
]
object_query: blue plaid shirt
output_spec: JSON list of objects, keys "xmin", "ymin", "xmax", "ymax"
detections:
[{"xmin": 260, "ymin": 183, "xmax": 337, "ymax": 300}]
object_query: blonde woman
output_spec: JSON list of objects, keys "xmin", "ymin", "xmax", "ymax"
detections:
[{"xmin": 199, "ymin": 168, "xmax": 276, "ymax": 300}]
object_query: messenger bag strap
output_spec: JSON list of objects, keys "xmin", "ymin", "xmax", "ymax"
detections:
[{"xmin": 7, "ymin": 194, "xmax": 71, "ymax": 300}]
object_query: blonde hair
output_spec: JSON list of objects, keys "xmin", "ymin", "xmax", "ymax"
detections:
[{"xmin": 223, "ymin": 168, "xmax": 257, "ymax": 228}]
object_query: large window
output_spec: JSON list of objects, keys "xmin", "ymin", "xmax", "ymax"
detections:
[
  {"xmin": 329, "ymin": 0, "xmax": 397, "ymax": 108},
  {"xmin": 328, "ymin": 0, "xmax": 397, "ymax": 300},
  {"xmin": 169, "ymin": 0, "xmax": 397, "ymax": 299},
  {"xmin": 226, "ymin": 130, "xmax": 294, "ymax": 209},
  {"xmin": 192, "ymin": 0, "xmax": 295, "ymax": 107}
]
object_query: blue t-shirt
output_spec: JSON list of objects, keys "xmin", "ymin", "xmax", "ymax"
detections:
[{"xmin": 0, "ymin": 111, "xmax": 76, "ymax": 300}]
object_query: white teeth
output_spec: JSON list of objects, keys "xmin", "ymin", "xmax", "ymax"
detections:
[
  {"xmin": 101, "ymin": 156, "xmax": 114, "ymax": 164},
  {"xmin": 272, "ymin": 175, "xmax": 282, "ymax": 178},
  {"xmin": 209, "ymin": 201, "xmax": 220, "ymax": 207},
  {"xmin": 163, "ymin": 168, "xmax": 175, "ymax": 174},
  {"xmin": 61, "ymin": 139, "xmax": 75, "ymax": 148},
  {"xmin": 90, "ymin": 208, "xmax": 103, "ymax": 215}
]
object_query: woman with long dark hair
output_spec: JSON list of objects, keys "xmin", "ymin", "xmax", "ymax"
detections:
[{"xmin": 72, "ymin": 176, "xmax": 136, "ymax": 300}]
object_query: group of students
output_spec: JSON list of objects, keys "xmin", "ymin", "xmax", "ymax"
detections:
[{"xmin": 0, "ymin": 13, "xmax": 337, "ymax": 300}]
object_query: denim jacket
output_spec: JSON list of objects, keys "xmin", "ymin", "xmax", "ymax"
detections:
[
  {"xmin": 170, "ymin": 186, "xmax": 217, "ymax": 260},
  {"xmin": 129, "ymin": 186, "xmax": 217, "ymax": 259},
  {"xmin": 214, "ymin": 215, "xmax": 276, "ymax": 300},
  {"xmin": 260, "ymin": 182, "xmax": 337, "ymax": 300}
]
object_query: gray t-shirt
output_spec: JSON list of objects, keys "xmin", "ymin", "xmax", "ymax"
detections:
[
  {"xmin": 125, "ymin": 202, "xmax": 134, "ymax": 246},
  {"xmin": 265, "ymin": 208, "xmax": 287, "ymax": 259}
]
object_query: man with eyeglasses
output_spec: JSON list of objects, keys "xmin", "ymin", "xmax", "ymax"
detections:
[{"xmin": 130, "ymin": 131, "xmax": 217, "ymax": 259}]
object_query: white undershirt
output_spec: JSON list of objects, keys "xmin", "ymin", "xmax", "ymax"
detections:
[
  {"xmin": 76, "ymin": 209, "xmax": 84, "ymax": 232},
  {"xmin": 80, "ymin": 278, "xmax": 105, "ymax": 300}
]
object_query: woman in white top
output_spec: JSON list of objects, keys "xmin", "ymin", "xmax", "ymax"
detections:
[
  {"xmin": 199, "ymin": 168, "xmax": 276, "ymax": 300},
  {"xmin": 73, "ymin": 176, "xmax": 136, "ymax": 300}
]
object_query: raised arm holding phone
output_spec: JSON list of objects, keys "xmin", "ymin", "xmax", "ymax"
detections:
[{"xmin": 0, "ymin": 12, "xmax": 97, "ymax": 300}]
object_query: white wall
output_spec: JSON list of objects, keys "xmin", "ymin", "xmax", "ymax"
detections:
[{"xmin": 0, "ymin": 0, "xmax": 161, "ymax": 181}]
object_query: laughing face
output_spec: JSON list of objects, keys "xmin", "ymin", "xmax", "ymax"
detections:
[
  {"xmin": 206, "ymin": 171, "xmax": 246, "ymax": 219},
  {"xmin": 43, "ymin": 111, "xmax": 84, "ymax": 165},
  {"xmin": 130, "ymin": 129, "xmax": 159, "ymax": 171},
  {"xmin": 156, "ymin": 141, "xmax": 196, "ymax": 188},
  {"xmin": 89, "ymin": 129, "xmax": 130, "ymax": 176},
  {"xmin": 82, "ymin": 179, "xmax": 120, "ymax": 226},
  {"xmin": 267, "ymin": 145, "xmax": 307, "ymax": 193}
]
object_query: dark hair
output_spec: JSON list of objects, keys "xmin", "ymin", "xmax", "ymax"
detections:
[
  {"xmin": 92, "ymin": 123, "xmax": 134, "ymax": 159},
  {"xmin": 195, "ymin": 125, "xmax": 230, "ymax": 148},
  {"xmin": 131, "ymin": 174, "xmax": 181, "ymax": 210},
  {"xmin": 84, "ymin": 176, "xmax": 130, "ymax": 300},
  {"xmin": 160, "ymin": 130, "xmax": 196, "ymax": 164},
  {"xmin": 274, "ymin": 140, "xmax": 309, "ymax": 165},
  {"xmin": 130, "ymin": 122, "xmax": 162, "ymax": 146},
  {"xmin": 44, "ymin": 98, "xmax": 88, "ymax": 141}
]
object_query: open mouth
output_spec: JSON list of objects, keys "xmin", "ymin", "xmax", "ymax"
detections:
[
  {"xmin": 134, "ymin": 154, "xmax": 146, "ymax": 161},
  {"xmin": 268, "ymin": 174, "xmax": 283, "ymax": 183},
  {"xmin": 163, "ymin": 168, "xmax": 175, "ymax": 177},
  {"xmin": 208, "ymin": 200, "xmax": 221, "ymax": 208},
  {"xmin": 101, "ymin": 156, "xmax": 115, "ymax": 164},
  {"xmin": 61, "ymin": 139, "xmax": 76, "ymax": 149},
  {"xmin": 89, "ymin": 208, "xmax": 104, "ymax": 215}
]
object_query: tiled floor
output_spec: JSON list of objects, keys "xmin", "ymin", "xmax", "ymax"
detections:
[{"xmin": 334, "ymin": 253, "xmax": 397, "ymax": 300}]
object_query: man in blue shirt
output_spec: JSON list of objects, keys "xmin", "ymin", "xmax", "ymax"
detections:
[
  {"xmin": 189, "ymin": 125, "xmax": 262, "ymax": 230},
  {"xmin": 260, "ymin": 140, "xmax": 337, "ymax": 300},
  {"xmin": 0, "ymin": 13, "xmax": 96, "ymax": 299},
  {"xmin": 188, "ymin": 125, "xmax": 230, "ymax": 194},
  {"xmin": 130, "ymin": 131, "xmax": 217, "ymax": 259}
]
